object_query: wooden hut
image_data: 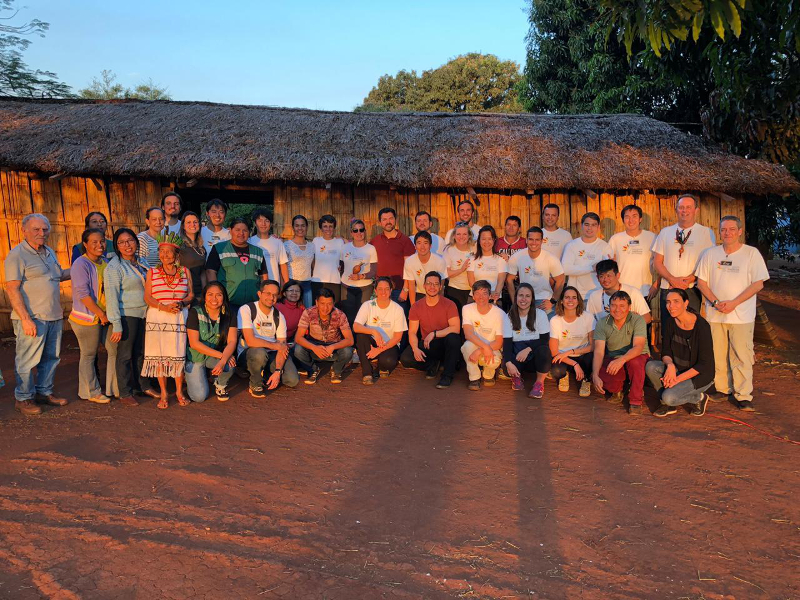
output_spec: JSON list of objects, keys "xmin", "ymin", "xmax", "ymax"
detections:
[{"xmin": 0, "ymin": 97, "xmax": 797, "ymax": 331}]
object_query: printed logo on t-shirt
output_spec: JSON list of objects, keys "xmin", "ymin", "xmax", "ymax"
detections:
[
  {"xmin": 255, "ymin": 319, "xmax": 275, "ymax": 336},
  {"xmin": 717, "ymin": 260, "xmax": 739, "ymax": 273},
  {"xmin": 524, "ymin": 265, "xmax": 531, "ymax": 274},
  {"xmin": 578, "ymin": 250, "xmax": 585, "ymax": 257},
  {"xmin": 416, "ymin": 268, "xmax": 422, "ymax": 276},
  {"xmin": 319, "ymin": 245, "xmax": 327, "ymax": 253},
  {"xmin": 240, "ymin": 255, "xmax": 249, "ymax": 264},
  {"xmin": 543, "ymin": 237, "xmax": 549, "ymax": 244},
  {"xmin": 344, "ymin": 252, "xmax": 351, "ymax": 259}
]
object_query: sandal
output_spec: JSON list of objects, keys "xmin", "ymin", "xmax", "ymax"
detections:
[
  {"xmin": 157, "ymin": 396, "xmax": 169, "ymax": 410},
  {"xmin": 176, "ymin": 394, "xmax": 190, "ymax": 407}
]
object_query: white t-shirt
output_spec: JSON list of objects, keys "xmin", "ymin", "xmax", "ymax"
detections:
[
  {"xmin": 163, "ymin": 221, "xmax": 181, "ymax": 236},
  {"xmin": 542, "ymin": 227, "xmax": 573, "ymax": 260},
  {"xmin": 311, "ymin": 236, "xmax": 344, "ymax": 284},
  {"xmin": 561, "ymin": 237, "xmax": 613, "ymax": 299},
  {"xmin": 413, "ymin": 232, "xmax": 445, "ymax": 256},
  {"xmin": 237, "ymin": 302, "xmax": 287, "ymax": 355},
  {"xmin": 502, "ymin": 308, "xmax": 551, "ymax": 342},
  {"xmin": 355, "ymin": 299, "xmax": 408, "ymax": 343},
  {"xmin": 248, "ymin": 235, "xmax": 289, "ymax": 282},
  {"xmin": 341, "ymin": 242, "xmax": 378, "ymax": 288},
  {"xmin": 468, "ymin": 254, "xmax": 507, "ymax": 291},
  {"xmin": 550, "ymin": 312, "xmax": 596, "ymax": 352},
  {"xmin": 608, "ymin": 230, "xmax": 657, "ymax": 296},
  {"xmin": 403, "ymin": 252, "xmax": 448, "ymax": 293},
  {"xmin": 444, "ymin": 224, "xmax": 482, "ymax": 246},
  {"xmin": 444, "ymin": 245, "xmax": 474, "ymax": 290},
  {"xmin": 585, "ymin": 284, "xmax": 651, "ymax": 318},
  {"xmin": 695, "ymin": 244, "xmax": 769, "ymax": 324},
  {"xmin": 507, "ymin": 251, "xmax": 564, "ymax": 300},
  {"xmin": 651, "ymin": 223, "xmax": 716, "ymax": 289},
  {"xmin": 201, "ymin": 226, "xmax": 231, "ymax": 254},
  {"xmin": 462, "ymin": 302, "xmax": 505, "ymax": 345}
]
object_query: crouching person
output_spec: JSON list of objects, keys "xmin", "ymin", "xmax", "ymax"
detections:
[
  {"xmin": 293, "ymin": 288, "xmax": 354, "ymax": 384},
  {"xmin": 399, "ymin": 271, "xmax": 461, "ymax": 389},
  {"xmin": 591, "ymin": 291, "xmax": 650, "ymax": 414},
  {"xmin": 503, "ymin": 283, "xmax": 552, "ymax": 398},
  {"xmin": 461, "ymin": 280, "xmax": 505, "ymax": 391},
  {"xmin": 646, "ymin": 288, "xmax": 714, "ymax": 417},
  {"xmin": 185, "ymin": 282, "xmax": 238, "ymax": 402},
  {"xmin": 238, "ymin": 279, "xmax": 299, "ymax": 398}
]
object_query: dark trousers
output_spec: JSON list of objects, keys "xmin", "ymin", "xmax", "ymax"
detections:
[
  {"xmin": 293, "ymin": 344, "xmax": 354, "ymax": 376},
  {"xmin": 355, "ymin": 333, "xmax": 399, "ymax": 377},
  {"xmin": 399, "ymin": 332, "xmax": 461, "ymax": 377},
  {"xmin": 311, "ymin": 281, "xmax": 341, "ymax": 304},
  {"xmin": 597, "ymin": 354, "xmax": 649, "ymax": 405},
  {"xmin": 507, "ymin": 341, "xmax": 552, "ymax": 375},
  {"xmin": 115, "ymin": 316, "xmax": 150, "ymax": 397},
  {"xmin": 444, "ymin": 286, "xmax": 471, "ymax": 314},
  {"xmin": 342, "ymin": 284, "xmax": 373, "ymax": 326},
  {"xmin": 550, "ymin": 352, "xmax": 594, "ymax": 382}
]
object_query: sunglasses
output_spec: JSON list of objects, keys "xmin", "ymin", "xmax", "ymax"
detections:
[{"xmin": 352, "ymin": 227, "xmax": 365, "ymax": 233}]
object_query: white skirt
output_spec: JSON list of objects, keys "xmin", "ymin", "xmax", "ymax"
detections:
[{"xmin": 142, "ymin": 306, "xmax": 187, "ymax": 378}]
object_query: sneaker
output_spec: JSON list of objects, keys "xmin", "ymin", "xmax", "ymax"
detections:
[
  {"xmin": 296, "ymin": 369, "xmax": 309, "ymax": 377},
  {"xmin": 483, "ymin": 377, "xmax": 496, "ymax": 387},
  {"xmin": 436, "ymin": 376, "xmax": 452, "ymax": 389},
  {"xmin": 304, "ymin": 367, "xmax": 321, "ymax": 385},
  {"xmin": 511, "ymin": 375, "xmax": 524, "ymax": 391},
  {"xmin": 249, "ymin": 386, "xmax": 266, "ymax": 398},
  {"xmin": 691, "ymin": 393, "xmax": 709, "ymax": 416},
  {"xmin": 119, "ymin": 395, "xmax": 139, "ymax": 407},
  {"xmin": 215, "ymin": 386, "xmax": 229, "ymax": 402},
  {"xmin": 14, "ymin": 400, "xmax": 42, "ymax": 416},
  {"xmin": 362, "ymin": 375, "xmax": 375, "ymax": 386},
  {"xmin": 330, "ymin": 371, "xmax": 342, "ymax": 384},
  {"xmin": 628, "ymin": 403, "xmax": 643, "ymax": 415},
  {"xmin": 607, "ymin": 391, "xmax": 624, "ymax": 404},
  {"xmin": 737, "ymin": 399, "xmax": 755, "ymax": 412},
  {"xmin": 529, "ymin": 382, "xmax": 544, "ymax": 399},
  {"xmin": 87, "ymin": 394, "xmax": 111, "ymax": 404},
  {"xmin": 558, "ymin": 375, "xmax": 570, "ymax": 392},
  {"xmin": 579, "ymin": 380, "xmax": 591, "ymax": 397},
  {"xmin": 653, "ymin": 404, "xmax": 677, "ymax": 418},
  {"xmin": 497, "ymin": 370, "xmax": 511, "ymax": 381},
  {"xmin": 379, "ymin": 370, "xmax": 390, "ymax": 378},
  {"xmin": 425, "ymin": 365, "xmax": 439, "ymax": 380},
  {"xmin": 708, "ymin": 391, "xmax": 730, "ymax": 403},
  {"xmin": 468, "ymin": 379, "xmax": 481, "ymax": 391}
]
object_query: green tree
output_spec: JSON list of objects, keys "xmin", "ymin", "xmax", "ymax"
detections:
[
  {"xmin": 0, "ymin": 0, "xmax": 72, "ymax": 97},
  {"xmin": 79, "ymin": 70, "xmax": 171, "ymax": 100},
  {"xmin": 356, "ymin": 53, "xmax": 522, "ymax": 113}
]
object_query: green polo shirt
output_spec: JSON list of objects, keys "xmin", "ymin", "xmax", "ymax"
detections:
[{"xmin": 594, "ymin": 312, "xmax": 650, "ymax": 358}]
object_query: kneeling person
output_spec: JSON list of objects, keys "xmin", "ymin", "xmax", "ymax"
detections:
[
  {"xmin": 646, "ymin": 288, "xmax": 714, "ymax": 417},
  {"xmin": 293, "ymin": 288, "xmax": 354, "ymax": 384},
  {"xmin": 400, "ymin": 272, "xmax": 461, "ymax": 389},
  {"xmin": 461, "ymin": 280, "xmax": 505, "ymax": 391},
  {"xmin": 238, "ymin": 279, "xmax": 299, "ymax": 397},
  {"xmin": 186, "ymin": 282, "xmax": 238, "ymax": 402},
  {"xmin": 503, "ymin": 283, "xmax": 552, "ymax": 398},
  {"xmin": 592, "ymin": 291, "xmax": 650, "ymax": 414},
  {"xmin": 353, "ymin": 277, "xmax": 408, "ymax": 384}
]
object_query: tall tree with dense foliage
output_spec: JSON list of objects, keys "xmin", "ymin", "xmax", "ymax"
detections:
[
  {"xmin": 0, "ymin": 0, "xmax": 71, "ymax": 97},
  {"xmin": 79, "ymin": 70, "xmax": 171, "ymax": 101},
  {"xmin": 357, "ymin": 53, "xmax": 522, "ymax": 113}
]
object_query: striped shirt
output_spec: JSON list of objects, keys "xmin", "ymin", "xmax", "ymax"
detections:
[
  {"xmin": 149, "ymin": 266, "xmax": 190, "ymax": 304},
  {"xmin": 137, "ymin": 231, "xmax": 160, "ymax": 269}
]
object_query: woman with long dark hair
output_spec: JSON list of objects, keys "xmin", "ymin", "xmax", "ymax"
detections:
[
  {"xmin": 467, "ymin": 225, "xmax": 506, "ymax": 303},
  {"xmin": 179, "ymin": 211, "xmax": 207, "ymax": 301},
  {"xmin": 185, "ymin": 281, "xmax": 238, "ymax": 403},
  {"xmin": 503, "ymin": 283, "xmax": 552, "ymax": 398},
  {"xmin": 71, "ymin": 212, "xmax": 114, "ymax": 264},
  {"xmin": 284, "ymin": 214, "xmax": 315, "ymax": 307}
]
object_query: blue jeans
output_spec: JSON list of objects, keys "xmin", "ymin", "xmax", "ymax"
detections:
[
  {"xmin": 242, "ymin": 347, "xmax": 299, "ymax": 389},
  {"xmin": 184, "ymin": 356, "xmax": 234, "ymax": 402},
  {"xmin": 13, "ymin": 318, "xmax": 62, "ymax": 402},
  {"xmin": 299, "ymin": 280, "xmax": 313, "ymax": 309},
  {"xmin": 293, "ymin": 344, "xmax": 354, "ymax": 376},
  {"xmin": 645, "ymin": 360, "xmax": 713, "ymax": 406},
  {"xmin": 534, "ymin": 299, "xmax": 555, "ymax": 319}
]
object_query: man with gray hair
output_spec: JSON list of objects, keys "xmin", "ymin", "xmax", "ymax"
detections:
[
  {"xmin": 4, "ymin": 214, "xmax": 71, "ymax": 415},
  {"xmin": 696, "ymin": 215, "xmax": 769, "ymax": 411}
]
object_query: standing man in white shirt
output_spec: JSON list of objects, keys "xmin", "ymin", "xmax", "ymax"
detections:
[
  {"xmin": 249, "ymin": 208, "xmax": 289, "ymax": 286},
  {"xmin": 608, "ymin": 204, "xmax": 658, "ymax": 299},
  {"xmin": 161, "ymin": 192, "xmax": 183, "ymax": 235},
  {"xmin": 403, "ymin": 231, "xmax": 448, "ymax": 305},
  {"xmin": 561, "ymin": 212, "xmax": 613, "ymax": 300},
  {"xmin": 541, "ymin": 203, "xmax": 573, "ymax": 260},
  {"xmin": 506, "ymin": 226, "xmax": 565, "ymax": 315},
  {"xmin": 444, "ymin": 199, "xmax": 481, "ymax": 245},
  {"xmin": 651, "ymin": 193, "xmax": 716, "ymax": 313},
  {"xmin": 412, "ymin": 211, "xmax": 445, "ymax": 256},
  {"xmin": 696, "ymin": 216, "xmax": 769, "ymax": 411},
  {"xmin": 585, "ymin": 259, "xmax": 652, "ymax": 323},
  {"xmin": 461, "ymin": 280, "xmax": 505, "ymax": 391},
  {"xmin": 200, "ymin": 199, "xmax": 231, "ymax": 254}
]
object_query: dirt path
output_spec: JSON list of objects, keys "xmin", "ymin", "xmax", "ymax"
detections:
[{"xmin": 0, "ymin": 299, "xmax": 798, "ymax": 599}]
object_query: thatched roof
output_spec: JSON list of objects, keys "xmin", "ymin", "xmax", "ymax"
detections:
[{"xmin": 0, "ymin": 97, "xmax": 796, "ymax": 194}]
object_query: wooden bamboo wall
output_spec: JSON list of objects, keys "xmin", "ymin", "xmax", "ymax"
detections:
[{"xmin": 0, "ymin": 170, "xmax": 746, "ymax": 332}]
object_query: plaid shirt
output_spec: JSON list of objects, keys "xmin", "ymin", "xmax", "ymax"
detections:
[{"xmin": 298, "ymin": 306, "xmax": 350, "ymax": 344}]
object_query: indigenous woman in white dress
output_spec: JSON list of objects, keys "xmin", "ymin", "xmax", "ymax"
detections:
[{"xmin": 142, "ymin": 234, "xmax": 194, "ymax": 409}]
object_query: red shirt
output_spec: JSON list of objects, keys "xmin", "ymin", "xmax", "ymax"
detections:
[
  {"xmin": 276, "ymin": 300, "xmax": 305, "ymax": 341},
  {"xmin": 370, "ymin": 229, "xmax": 415, "ymax": 290},
  {"xmin": 408, "ymin": 296, "xmax": 459, "ymax": 339},
  {"xmin": 495, "ymin": 236, "xmax": 526, "ymax": 258}
]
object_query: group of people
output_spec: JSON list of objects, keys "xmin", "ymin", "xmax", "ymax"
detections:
[{"xmin": 5, "ymin": 191, "xmax": 768, "ymax": 419}]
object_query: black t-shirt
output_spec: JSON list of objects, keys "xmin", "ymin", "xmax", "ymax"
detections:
[
  {"xmin": 206, "ymin": 243, "xmax": 267, "ymax": 276},
  {"xmin": 661, "ymin": 312, "xmax": 714, "ymax": 389},
  {"xmin": 186, "ymin": 308, "xmax": 234, "ymax": 351}
]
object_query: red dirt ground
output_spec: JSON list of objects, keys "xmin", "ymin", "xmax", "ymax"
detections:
[{"xmin": 0, "ymin": 288, "xmax": 798, "ymax": 599}]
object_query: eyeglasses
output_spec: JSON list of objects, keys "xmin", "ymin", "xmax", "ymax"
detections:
[{"xmin": 352, "ymin": 228, "xmax": 365, "ymax": 233}]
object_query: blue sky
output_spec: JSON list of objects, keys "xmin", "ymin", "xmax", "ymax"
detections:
[{"xmin": 21, "ymin": 1, "xmax": 530, "ymax": 111}]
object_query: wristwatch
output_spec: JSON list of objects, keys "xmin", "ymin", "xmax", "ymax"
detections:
[{"xmin": 711, "ymin": 300, "xmax": 717, "ymax": 308}]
